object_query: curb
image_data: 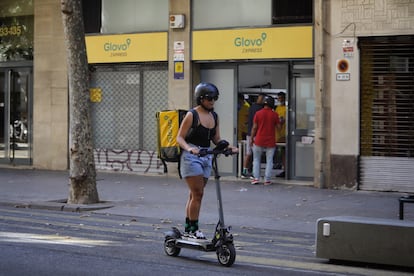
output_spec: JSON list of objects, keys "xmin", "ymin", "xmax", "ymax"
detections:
[{"xmin": 0, "ymin": 200, "xmax": 114, "ymax": 212}]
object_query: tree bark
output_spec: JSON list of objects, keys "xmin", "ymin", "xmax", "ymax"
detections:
[{"xmin": 61, "ymin": 0, "xmax": 99, "ymax": 204}]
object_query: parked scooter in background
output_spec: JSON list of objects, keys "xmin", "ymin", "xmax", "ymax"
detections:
[{"xmin": 10, "ymin": 119, "xmax": 28, "ymax": 143}]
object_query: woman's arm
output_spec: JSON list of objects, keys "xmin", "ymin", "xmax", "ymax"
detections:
[
  {"xmin": 176, "ymin": 111, "xmax": 199, "ymax": 154},
  {"xmin": 210, "ymin": 114, "xmax": 221, "ymax": 145}
]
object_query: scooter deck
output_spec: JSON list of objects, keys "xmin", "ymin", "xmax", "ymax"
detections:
[{"xmin": 175, "ymin": 235, "xmax": 216, "ymax": 252}]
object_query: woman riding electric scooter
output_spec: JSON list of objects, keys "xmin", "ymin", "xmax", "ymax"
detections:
[
  {"xmin": 176, "ymin": 82, "xmax": 238, "ymax": 239},
  {"xmin": 165, "ymin": 83, "xmax": 238, "ymax": 266}
]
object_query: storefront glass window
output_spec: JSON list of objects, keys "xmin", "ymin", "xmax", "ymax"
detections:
[
  {"xmin": 193, "ymin": 0, "xmax": 271, "ymax": 29},
  {"xmin": 0, "ymin": 0, "xmax": 33, "ymax": 61},
  {"xmin": 193, "ymin": 0, "xmax": 313, "ymax": 29},
  {"xmin": 272, "ymin": 0, "xmax": 313, "ymax": 24},
  {"xmin": 101, "ymin": 0, "xmax": 169, "ymax": 33}
]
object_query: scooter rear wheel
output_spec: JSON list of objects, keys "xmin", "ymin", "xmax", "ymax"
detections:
[
  {"xmin": 164, "ymin": 238, "xmax": 181, "ymax": 257},
  {"xmin": 216, "ymin": 243, "xmax": 236, "ymax": 266}
]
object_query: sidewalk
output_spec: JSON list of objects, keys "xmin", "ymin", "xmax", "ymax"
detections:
[{"xmin": 0, "ymin": 168, "xmax": 408, "ymax": 234}]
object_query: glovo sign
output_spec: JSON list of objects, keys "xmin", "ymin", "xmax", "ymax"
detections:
[
  {"xmin": 85, "ymin": 32, "xmax": 168, "ymax": 63},
  {"xmin": 192, "ymin": 26, "xmax": 313, "ymax": 60}
]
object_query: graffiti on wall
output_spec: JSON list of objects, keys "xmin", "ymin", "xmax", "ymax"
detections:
[{"xmin": 94, "ymin": 148, "xmax": 165, "ymax": 174}]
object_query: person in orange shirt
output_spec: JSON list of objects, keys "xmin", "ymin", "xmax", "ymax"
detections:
[
  {"xmin": 274, "ymin": 92, "xmax": 286, "ymax": 177},
  {"xmin": 237, "ymin": 94, "xmax": 250, "ymax": 141}
]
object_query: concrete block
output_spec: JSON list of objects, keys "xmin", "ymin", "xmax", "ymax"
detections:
[{"xmin": 316, "ymin": 216, "xmax": 414, "ymax": 268}]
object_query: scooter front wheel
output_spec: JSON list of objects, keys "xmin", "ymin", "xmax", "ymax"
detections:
[
  {"xmin": 216, "ymin": 243, "xmax": 236, "ymax": 266},
  {"xmin": 164, "ymin": 237, "xmax": 181, "ymax": 257}
]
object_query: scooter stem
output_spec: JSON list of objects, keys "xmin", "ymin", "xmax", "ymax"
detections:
[{"xmin": 213, "ymin": 154, "xmax": 225, "ymax": 228}]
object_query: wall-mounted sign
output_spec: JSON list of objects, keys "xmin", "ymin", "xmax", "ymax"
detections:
[
  {"xmin": 336, "ymin": 73, "xmax": 350, "ymax": 81},
  {"xmin": 336, "ymin": 58, "xmax": 350, "ymax": 81},
  {"xmin": 174, "ymin": 61, "xmax": 184, "ymax": 79},
  {"xmin": 192, "ymin": 26, "xmax": 313, "ymax": 60},
  {"xmin": 173, "ymin": 41, "xmax": 184, "ymax": 79},
  {"xmin": 342, "ymin": 39, "xmax": 354, "ymax": 57},
  {"xmin": 85, "ymin": 32, "xmax": 168, "ymax": 63},
  {"xmin": 336, "ymin": 59, "xmax": 349, "ymax": 73},
  {"xmin": 173, "ymin": 41, "xmax": 185, "ymax": 61}
]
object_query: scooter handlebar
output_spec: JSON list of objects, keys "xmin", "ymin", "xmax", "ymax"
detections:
[
  {"xmin": 198, "ymin": 148, "xmax": 235, "ymax": 157},
  {"xmin": 198, "ymin": 140, "xmax": 237, "ymax": 157}
]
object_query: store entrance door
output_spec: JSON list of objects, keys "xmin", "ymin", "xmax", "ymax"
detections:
[
  {"xmin": 200, "ymin": 67, "xmax": 237, "ymax": 175},
  {"xmin": 0, "ymin": 66, "xmax": 32, "ymax": 165},
  {"xmin": 289, "ymin": 64, "xmax": 315, "ymax": 180}
]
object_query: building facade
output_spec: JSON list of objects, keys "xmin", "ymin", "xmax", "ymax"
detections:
[
  {"xmin": 316, "ymin": 1, "xmax": 414, "ymax": 192},
  {"xmin": 0, "ymin": 0, "xmax": 413, "ymax": 192}
]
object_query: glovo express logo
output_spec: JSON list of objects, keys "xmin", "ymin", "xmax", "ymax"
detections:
[
  {"xmin": 104, "ymin": 38, "xmax": 131, "ymax": 57},
  {"xmin": 234, "ymin": 32, "xmax": 267, "ymax": 53},
  {"xmin": 165, "ymin": 115, "xmax": 174, "ymax": 143}
]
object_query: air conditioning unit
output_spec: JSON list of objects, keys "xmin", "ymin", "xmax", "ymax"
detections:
[{"xmin": 169, "ymin": 14, "xmax": 185, "ymax": 29}]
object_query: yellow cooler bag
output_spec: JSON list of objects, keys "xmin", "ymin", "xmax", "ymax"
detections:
[{"xmin": 156, "ymin": 110, "xmax": 187, "ymax": 162}]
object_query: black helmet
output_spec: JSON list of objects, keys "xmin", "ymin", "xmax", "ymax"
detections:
[
  {"xmin": 263, "ymin": 96, "xmax": 275, "ymax": 109},
  {"xmin": 194, "ymin": 83, "xmax": 219, "ymax": 105},
  {"xmin": 277, "ymin": 91, "xmax": 286, "ymax": 98}
]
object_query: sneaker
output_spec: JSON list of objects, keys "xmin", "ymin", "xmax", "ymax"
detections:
[
  {"xmin": 251, "ymin": 178, "xmax": 260, "ymax": 185},
  {"xmin": 240, "ymin": 173, "xmax": 250, "ymax": 179},
  {"xmin": 274, "ymin": 163, "xmax": 283, "ymax": 170},
  {"xmin": 264, "ymin": 181, "xmax": 272, "ymax": 186},
  {"xmin": 276, "ymin": 171, "xmax": 285, "ymax": 178},
  {"xmin": 191, "ymin": 230, "xmax": 206, "ymax": 239}
]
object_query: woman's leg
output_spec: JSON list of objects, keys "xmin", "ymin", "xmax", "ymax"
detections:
[
  {"xmin": 185, "ymin": 175, "xmax": 206, "ymax": 221},
  {"xmin": 185, "ymin": 176, "xmax": 207, "ymax": 237}
]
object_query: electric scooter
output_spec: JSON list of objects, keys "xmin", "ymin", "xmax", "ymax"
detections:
[{"xmin": 164, "ymin": 140, "xmax": 237, "ymax": 267}]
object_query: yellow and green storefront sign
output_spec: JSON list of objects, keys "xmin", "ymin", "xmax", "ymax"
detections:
[
  {"xmin": 192, "ymin": 26, "xmax": 313, "ymax": 60},
  {"xmin": 85, "ymin": 32, "xmax": 168, "ymax": 63},
  {"xmin": 85, "ymin": 26, "xmax": 313, "ymax": 64}
]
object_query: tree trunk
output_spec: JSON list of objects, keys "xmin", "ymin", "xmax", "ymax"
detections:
[{"xmin": 61, "ymin": 0, "xmax": 99, "ymax": 204}]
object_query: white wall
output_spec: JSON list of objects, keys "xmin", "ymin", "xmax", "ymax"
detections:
[
  {"xmin": 329, "ymin": 0, "xmax": 414, "ymax": 156},
  {"xmin": 329, "ymin": 39, "xmax": 360, "ymax": 156}
]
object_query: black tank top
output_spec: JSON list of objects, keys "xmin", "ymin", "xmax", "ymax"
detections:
[{"xmin": 186, "ymin": 110, "xmax": 217, "ymax": 147}]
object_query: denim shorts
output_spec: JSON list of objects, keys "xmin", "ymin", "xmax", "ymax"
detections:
[{"xmin": 180, "ymin": 146, "xmax": 213, "ymax": 178}]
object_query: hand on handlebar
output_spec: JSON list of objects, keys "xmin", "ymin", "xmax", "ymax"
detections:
[
  {"xmin": 188, "ymin": 147, "xmax": 200, "ymax": 155},
  {"xmin": 197, "ymin": 146, "xmax": 238, "ymax": 157},
  {"xmin": 198, "ymin": 148, "xmax": 209, "ymax": 156},
  {"xmin": 225, "ymin": 146, "xmax": 239, "ymax": 156}
]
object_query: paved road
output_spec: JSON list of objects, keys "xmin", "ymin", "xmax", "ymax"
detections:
[{"xmin": 1, "ymin": 205, "xmax": 413, "ymax": 276}]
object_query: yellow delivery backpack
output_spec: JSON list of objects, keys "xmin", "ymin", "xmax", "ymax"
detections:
[
  {"xmin": 156, "ymin": 109, "xmax": 188, "ymax": 163},
  {"xmin": 156, "ymin": 109, "xmax": 217, "ymax": 176}
]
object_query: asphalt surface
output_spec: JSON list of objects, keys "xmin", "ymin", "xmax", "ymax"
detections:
[{"xmin": 0, "ymin": 167, "xmax": 410, "ymax": 234}]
